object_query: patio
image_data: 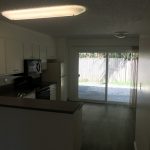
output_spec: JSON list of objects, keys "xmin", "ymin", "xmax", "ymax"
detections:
[{"xmin": 78, "ymin": 83, "xmax": 130, "ymax": 103}]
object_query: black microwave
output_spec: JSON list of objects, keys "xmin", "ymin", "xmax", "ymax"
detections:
[{"xmin": 24, "ymin": 59, "xmax": 42, "ymax": 76}]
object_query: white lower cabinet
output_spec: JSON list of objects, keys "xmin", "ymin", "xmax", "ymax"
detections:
[
  {"xmin": 0, "ymin": 38, "xmax": 6, "ymax": 75},
  {"xmin": 6, "ymin": 39, "xmax": 24, "ymax": 74}
]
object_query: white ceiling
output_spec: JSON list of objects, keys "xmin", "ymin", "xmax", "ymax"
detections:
[{"xmin": 0, "ymin": 0, "xmax": 150, "ymax": 37}]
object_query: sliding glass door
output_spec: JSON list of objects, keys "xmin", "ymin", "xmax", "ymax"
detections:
[
  {"xmin": 78, "ymin": 52, "xmax": 106, "ymax": 102},
  {"xmin": 107, "ymin": 52, "xmax": 132, "ymax": 103},
  {"xmin": 78, "ymin": 51, "xmax": 138, "ymax": 104}
]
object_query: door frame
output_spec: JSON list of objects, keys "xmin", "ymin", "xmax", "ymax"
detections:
[{"xmin": 69, "ymin": 46, "xmax": 133, "ymax": 104}]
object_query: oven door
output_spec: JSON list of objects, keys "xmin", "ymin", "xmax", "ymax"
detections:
[{"xmin": 36, "ymin": 86, "xmax": 50, "ymax": 100}]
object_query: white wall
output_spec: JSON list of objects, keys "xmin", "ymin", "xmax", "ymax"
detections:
[
  {"xmin": 135, "ymin": 35, "xmax": 150, "ymax": 150},
  {"xmin": 68, "ymin": 37, "xmax": 139, "ymax": 47}
]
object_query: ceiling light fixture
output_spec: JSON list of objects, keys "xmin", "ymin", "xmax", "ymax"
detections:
[
  {"xmin": 1, "ymin": 5, "xmax": 86, "ymax": 20},
  {"xmin": 113, "ymin": 32, "xmax": 128, "ymax": 39}
]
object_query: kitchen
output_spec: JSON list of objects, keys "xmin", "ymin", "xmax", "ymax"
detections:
[
  {"xmin": 0, "ymin": 13, "xmax": 82, "ymax": 150},
  {"xmin": 0, "ymin": 21, "xmax": 60, "ymax": 100},
  {"xmin": 1, "ymin": 0, "xmax": 150, "ymax": 150}
]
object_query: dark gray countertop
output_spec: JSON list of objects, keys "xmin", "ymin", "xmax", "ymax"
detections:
[
  {"xmin": 0, "ymin": 82, "xmax": 57, "ymax": 97},
  {"xmin": 0, "ymin": 96, "xmax": 82, "ymax": 114}
]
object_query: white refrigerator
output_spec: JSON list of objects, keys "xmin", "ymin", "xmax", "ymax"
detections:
[{"xmin": 42, "ymin": 61, "xmax": 67, "ymax": 101}]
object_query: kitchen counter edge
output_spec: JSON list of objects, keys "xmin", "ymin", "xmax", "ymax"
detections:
[{"xmin": 0, "ymin": 96, "xmax": 83, "ymax": 114}]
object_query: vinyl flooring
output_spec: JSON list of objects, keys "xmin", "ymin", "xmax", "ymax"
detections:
[{"xmin": 81, "ymin": 103, "xmax": 135, "ymax": 150}]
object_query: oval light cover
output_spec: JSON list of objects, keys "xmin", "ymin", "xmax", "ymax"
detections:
[{"xmin": 1, "ymin": 5, "xmax": 86, "ymax": 20}]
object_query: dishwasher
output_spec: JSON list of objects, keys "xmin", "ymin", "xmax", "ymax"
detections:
[{"xmin": 36, "ymin": 84, "xmax": 56, "ymax": 100}]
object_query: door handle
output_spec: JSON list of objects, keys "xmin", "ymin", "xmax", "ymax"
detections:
[{"xmin": 78, "ymin": 74, "xmax": 80, "ymax": 77}]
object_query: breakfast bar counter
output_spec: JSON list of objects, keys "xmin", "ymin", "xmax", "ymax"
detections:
[
  {"xmin": 0, "ymin": 96, "xmax": 82, "ymax": 114},
  {"xmin": 0, "ymin": 96, "xmax": 82, "ymax": 150}
]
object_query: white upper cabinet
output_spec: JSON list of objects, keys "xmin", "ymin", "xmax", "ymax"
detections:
[
  {"xmin": 47, "ymin": 44, "xmax": 56, "ymax": 59},
  {"xmin": 6, "ymin": 39, "xmax": 23, "ymax": 74},
  {"xmin": 23, "ymin": 43, "xmax": 33, "ymax": 59},
  {"xmin": 40, "ymin": 45, "xmax": 47, "ymax": 60},
  {"xmin": 0, "ymin": 38, "xmax": 6, "ymax": 75},
  {"xmin": 32, "ymin": 44, "xmax": 40, "ymax": 59}
]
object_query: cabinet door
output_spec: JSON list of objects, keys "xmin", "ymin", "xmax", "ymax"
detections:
[
  {"xmin": 0, "ymin": 38, "xmax": 6, "ymax": 75},
  {"xmin": 23, "ymin": 43, "xmax": 33, "ymax": 59},
  {"xmin": 40, "ymin": 45, "xmax": 47, "ymax": 60},
  {"xmin": 32, "ymin": 44, "xmax": 40, "ymax": 59},
  {"xmin": 6, "ymin": 39, "xmax": 23, "ymax": 74},
  {"xmin": 47, "ymin": 45, "xmax": 56, "ymax": 59}
]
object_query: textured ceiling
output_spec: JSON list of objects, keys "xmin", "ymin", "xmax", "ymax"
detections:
[{"xmin": 0, "ymin": 0, "xmax": 150, "ymax": 37}]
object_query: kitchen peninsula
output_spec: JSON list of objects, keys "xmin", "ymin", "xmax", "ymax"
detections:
[{"xmin": 0, "ymin": 96, "xmax": 82, "ymax": 150}]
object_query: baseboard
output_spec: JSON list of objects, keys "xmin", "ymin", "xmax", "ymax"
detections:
[{"xmin": 134, "ymin": 141, "xmax": 137, "ymax": 150}]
